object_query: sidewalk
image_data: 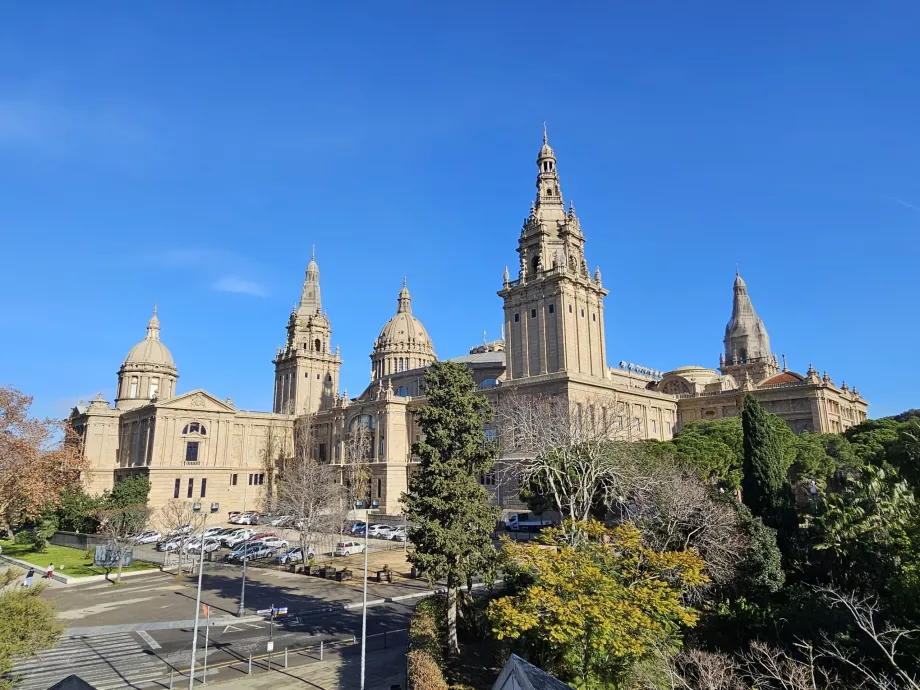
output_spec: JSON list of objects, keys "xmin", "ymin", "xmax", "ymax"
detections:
[{"xmin": 157, "ymin": 636, "xmax": 407, "ymax": 690}]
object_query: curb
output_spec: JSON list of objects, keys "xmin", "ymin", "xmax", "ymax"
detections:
[{"xmin": 0, "ymin": 553, "xmax": 165, "ymax": 585}]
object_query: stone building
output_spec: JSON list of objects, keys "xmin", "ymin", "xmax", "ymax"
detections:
[
  {"xmin": 656, "ymin": 271, "xmax": 869, "ymax": 433},
  {"xmin": 69, "ymin": 131, "xmax": 869, "ymax": 514}
]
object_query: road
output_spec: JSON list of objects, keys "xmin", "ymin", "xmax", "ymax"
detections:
[{"xmin": 8, "ymin": 551, "xmax": 430, "ymax": 690}]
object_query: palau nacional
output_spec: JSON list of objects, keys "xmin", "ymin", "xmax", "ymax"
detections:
[{"xmin": 70, "ymin": 132, "xmax": 870, "ymax": 517}]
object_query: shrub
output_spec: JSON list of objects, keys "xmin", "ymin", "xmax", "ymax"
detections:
[
  {"xmin": 408, "ymin": 596, "xmax": 448, "ymax": 690},
  {"xmin": 13, "ymin": 531, "xmax": 32, "ymax": 546}
]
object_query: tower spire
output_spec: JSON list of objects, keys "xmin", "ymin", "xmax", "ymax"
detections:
[{"xmin": 299, "ymin": 249, "xmax": 322, "ymax": 315}]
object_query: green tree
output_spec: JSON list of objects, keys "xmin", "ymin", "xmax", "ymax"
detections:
[
  {"xmin": 734, "ymin": 504, "xmax": 785, "ymax": 596},
  {"xmin": 741, "ymin": 395, "xmax": 791, "ymax": 527},
  {"xmin": 672, "ymin": 418, "xmax": 743, "ymax": 488},
  {"xmin": 489, "ymin": 521, "xmax": 707, "ymax": 688},
  {"xmin": 402, "ymin": 361, "xmax": 499, "ymax": 655},
  {"xmin": 105, "ymin": 475, "xmax": 151, "ymax": 509},
  {"xmin": 0, "ymin": 570, "xmax": 62, "ymax": 689},
  {"xmin": 55, "ymin": 487, "xmax": 101, "ymax": 533}
]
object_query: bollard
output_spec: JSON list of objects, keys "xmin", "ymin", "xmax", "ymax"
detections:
[
  {"xmin": 248, "ymin": 654, "xmax": 252, "ymax": 675},
  {"xmin": 320, "ymin": 640, "xmax": 324, "ymax": 661},
  {"xmin": 284, "ymin": 647, "xmax": 288, "ymax": 668},
  {"xmin": 169, "ymin": 670, "xmax": 174, "ymax": 689}
]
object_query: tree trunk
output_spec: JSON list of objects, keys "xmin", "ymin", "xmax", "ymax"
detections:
[
  {"xmin": 446, "ymin": 577, "xmax": 459, "ymax": 656},
  {"xmin": 116, "ymin": 552, "xmax": 124, "ymax": 584}
]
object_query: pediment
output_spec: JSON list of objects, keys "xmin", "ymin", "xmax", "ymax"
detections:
[{"xmin": 155, "ymin": 389, "xmax": 237, "ymax": 413}]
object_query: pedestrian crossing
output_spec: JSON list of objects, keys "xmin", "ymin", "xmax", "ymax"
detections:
[{"xmin": 10, "ymin": 631, "xmax": 169, "ymax": 690}]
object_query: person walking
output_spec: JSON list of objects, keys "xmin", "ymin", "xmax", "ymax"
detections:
[
  {"xmin": 45, "ymin": 564, "xmax": 54, "ymax": 580},
  {"xmin": 23, "ymin": 567, "xmax": 34, "ymax": 587}
]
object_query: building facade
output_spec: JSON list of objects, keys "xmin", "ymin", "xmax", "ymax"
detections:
[{"xmin": 69, "ymin": 132, "xmax": 870, "ymax": 515}]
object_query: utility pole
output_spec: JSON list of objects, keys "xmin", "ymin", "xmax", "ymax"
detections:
[
  {"xmin": 237, "ymin": 553, "xmax": 248, "ymax": 617},
  {"xmin": 188, "ymin": 502, "xmax": 218, "ymax": 688},
  {"xmin": 360, "ymin": 503, "xmax": 369, "ymax": 690}
]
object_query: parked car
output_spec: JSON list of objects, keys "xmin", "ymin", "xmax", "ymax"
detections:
[
  {"xmin": 334, "ymin": 541, "xmax": 365, "ymax": 557},
  {"xmin": 225, "ymin": 543, "xmax": 275, "ymax": 562},
  {"xmin": 349, "ymin": 521, "xmax": 367, "ymax": 535},
  {"xmin": 222, "ymin": 529, "xmax": 255, "ymax": 548},
  {"xmin": 366, "ymin": 524, "xmax": 392, "ymax": 538},
  {"xmin": 254, "ymin": 535, "xmax": 289, "ymax": 550},
  {"xmin": 133, "ymin": 530, "xmax": 161, "ymax": 545},
  {"xmin": 202, "ymin": 526, "xmax": 225, "ymax": 538},
  {"xmin": 275, "ymin": 547, "xmax": 303, "ymax": 564},
  {"xmin": 168, "ymin": 524, "xmax": 194, "ymax": 537},
  {"xmin": 230, "ymin": 512, "xmax": 257, "ymax": 525},
  {"xmin": 388, "ymin": 527, "xmax": 408, "ymax": 542},
  {"xmin": 156, "ymin": 538, "xmax": 183, "ymax": 552},
  {"xmin": 183, "ymin": 537, "xmax": 221, "ymax": 553},
  {"xmin": 270, "ymin": 515, "xmax": 293, "ymax": 527}
]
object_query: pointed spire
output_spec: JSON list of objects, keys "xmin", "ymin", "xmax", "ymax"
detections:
[
  {"xmin": 299, "ymin": 249, "xmax": 322, "ymax": 315},
  {"xmin": 724, "ymin": 269, "xmax": 771, "ymax": 364},
  {"xmin": 543, "ymin": 121, "xmax": 548, "ymax": 144},
  {"xmin": 503, "ymin": 266, "xmax": 510, "ymax": 286},
  {"xmin": 146, "ymin": 305, "xmax": 160, "ymax": 340},
  {"xmin": 781, "ymin": 354, "xmax": 788, "ymax": 371},
  {"xmin": 397, "ymin": 279, "xmax": 412, "ymax": 314}
]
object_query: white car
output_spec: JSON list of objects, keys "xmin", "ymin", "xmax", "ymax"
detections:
[
  {"xmin": 270, "ymin": 515, "xmax": 293, "ymax": 527},
  {"xmin": 233, "ymin": 513, "xmax": 258, "ymax": 525},
  {"xmin": 183, "ymin": 537, "xmax": 221, "ymax": 553},
  {"xmin": 388, "ymin": 528, "xmax": 408, "ymax": 542},
  {"xmin": 133, "ymin": 530, "xmax": 161, "ymax": 545},
  {"xmin": 156, "ymin": 537, "xmax": 184, "ymax": 552},
  {"xmin": 366, "ymin": 524, "xmax": 392, "ymax": 538},
  {"xmin": 254, "ymin": 536, "xmax": 289, "ymax": 550},
  {"xmin": 222, "ymin": 529, "xmax": 255, "ymax": 548},
  {"xmin": 334, "ymin": 541, "xmax": 365, "ymax": 557},
  {"xmin": 168, "ymin": 524, "xmax": 194, "ymax": 537},
  {"xmin": 202, "ymin": 526, "xmax": 225, "ymax": 538}
]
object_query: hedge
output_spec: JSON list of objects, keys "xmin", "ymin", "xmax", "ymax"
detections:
[{"xmin": 408, "ymin": 596, "xmax": 448, "ymax": 690}]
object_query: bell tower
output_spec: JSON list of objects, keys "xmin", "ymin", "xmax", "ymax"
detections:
[
  {"xmin": 273, "ymin": 248, "xmax": 342, "ymax": 414},
  {"xmin": 720, "ymin": 270, "xmax": 779, "ymax": 383},
  {"xmin": 498, "ymin": 129, "xmax": 609, "ymax": 380}
]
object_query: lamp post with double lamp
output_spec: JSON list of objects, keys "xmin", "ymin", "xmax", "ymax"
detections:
[{"xmin": 188, "ymin": 501, "xmax": 219, "ymax": 688}]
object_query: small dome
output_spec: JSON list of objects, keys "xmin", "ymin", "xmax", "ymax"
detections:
[
  {"xmin": 124, "ymin": 307, "xmax": 175, "ymax": 367},
  {"xmin": 375, "ymin": 279, "xmax": 434, "ymax": 352}
]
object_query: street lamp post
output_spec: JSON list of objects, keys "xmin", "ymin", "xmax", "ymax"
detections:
[
  {"xmin": 237, "ymin": 554, "xmax": 247, "ymax": 617},
  {"xmin": 188, "ymin": 502, "xmax": 218, "ymax": 688},
  {"xmin": 360, "ymin": 508, "xmax": 369, "ymax": 690}
]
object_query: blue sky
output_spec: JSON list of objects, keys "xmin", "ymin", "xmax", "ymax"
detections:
[{"xmin": 1, "ymin": 2, "xmax": 918, "ymax": 420}]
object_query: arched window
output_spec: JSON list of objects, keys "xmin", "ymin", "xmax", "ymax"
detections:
[
  {"xmin": 182, "ymin": 422, "xmax": 208, "ymax": 436},
  {"xmin": 314, "ymin": 338, "xmax": 321, "ymax": 352},
  {"xmin": 477, "ymin": 378, "xmax": 499, "ymax": 389},
  {"xmin": 349, "ymin": 414, "xmax": 376, "ymax": 432},
  {"xmin": 396, "ymin": 386, "xmax": 409, "ymax": 397}
]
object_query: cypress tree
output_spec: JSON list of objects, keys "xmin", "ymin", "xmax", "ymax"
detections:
[
  {"xmin": 741, "ymin": 394, "xmax": 789, "ymax": 526},
  {"xmin": 402, "ymin": 361, "xmax": 499, "ymax": 656}
]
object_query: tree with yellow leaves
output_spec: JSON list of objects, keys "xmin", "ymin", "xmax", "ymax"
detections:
[{"xmin": 489, "ymin": 521, "xmax": 707, "ymax": 689}]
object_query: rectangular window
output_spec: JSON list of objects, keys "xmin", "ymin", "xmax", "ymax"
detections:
[
  {"xmin": 200, "ymin": 478, "xmax": 207, "ymax": 498},
  {"xmin": 568, "ymin": 304, "xmax": 573, "ymax": 313},
  {"xmin": 666, "ymin": 422, "xmax": 672, "ymax": 435},
  {"xmin": 185, "ymin": 441, "xmax": 199, "ymax": 462},
  {"xmin": 484, "ymin": 428, "xmax": 498, "ymax": 443},
  {"xmin": 248, "ymin": 473, "xmax": 253, "ymax": 486},
  {"xmin": 548, "ymin": 304, "xmax": 554, "ymax": 314},
  {"xmin": 318, "ymin": 443, "xmax": 327, "ymax": 461},
  {"xmin": 592, "ymin": 313, "xmax": 596, "ymax": 322},
  {"xmin": 377, "ymin": 478, "xmax": 382, "ymax": 498},
  {"xmin": 617, "ymin": 415, "xmax": 624, "ymax": 429},
  {"xmin": 651, "ymin": 419, "xmax": 657, "ymax": 433},
  {"xmin": 581, "ymin": 308, "xmax": 585, "ymax": 317},
  {"xmin": 514, "ymin": 313, "xmax": 520, "ymax": 322},
  {"xmin": 149, "ymin": 377, "xmax": 160, "ymax": 399},
  {"xmin": 258, "ymin": 473, "xmax": 265, "ymax": 485},
  {"xmin": 187, "ymin": 478, "xmax": 194, "ymax": 498},
  {"xmin": 129, "ymin": 376, "xmax": 138, "ymax": 398},
  {"xmin": 174, "ymin": 478, "xmax": 180, "ymax": 499},
  {"xmin": 231, "ymin": 473, "xmax": 238, "ymax": 486},
  {"xmin": 530, "ymin": 309, "xmax": 536, "ymax": 318},
  {"xmin": 634, "ymin": 418, "xmax": 642, "ymax": 433}
]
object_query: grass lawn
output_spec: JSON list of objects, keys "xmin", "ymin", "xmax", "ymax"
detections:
[{"xmin": 0, "ymin": 540, "xmax": 158, "ymax": 578}]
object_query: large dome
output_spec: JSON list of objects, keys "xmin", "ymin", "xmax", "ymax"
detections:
[
  {"xmin": 370, "ymin": 280, "xmax": 436, "ymax": 379},
  {"xmin": 124, "ymin": 308, "xmax": 175, "ymax": 367}
]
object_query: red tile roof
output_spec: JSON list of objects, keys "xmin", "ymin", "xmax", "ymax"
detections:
[{"xmin": 760, "ymin": 371, "xmax": 805, "ymax": 386}]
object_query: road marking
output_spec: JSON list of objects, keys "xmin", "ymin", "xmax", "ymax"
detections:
[
  {"xmin": 222, "ymin": 624, "xmax": 244, "ymax": 633},
  {"xmin": 136, "ymin": 630, "xmax": 161, "ymax": 649},
  {"xmin": 57, "ymin": 596, "xmax": 159, "ymax": 620},
  {"xmin": 245, "ymin": 623, "xmax": 263, "ymax": 629}
]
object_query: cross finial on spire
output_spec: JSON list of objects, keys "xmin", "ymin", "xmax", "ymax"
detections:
[
  {"xmin": 543, "ymin": 121, "xmax": 548, "ymax": 144},
  {"xmin": 403, "ymin": 276, "xmax": 407, "ymax": 289},
  {"xmin": 153, "ymin": 302, "xmax": 158, "ymax": 316},
  {"xmin": 735, "ymin": 265, "xmax": 739, "ymax": 276},
  {"xmin": 312, "ymin": 245, "xmax": 315, "ymax": 261}
]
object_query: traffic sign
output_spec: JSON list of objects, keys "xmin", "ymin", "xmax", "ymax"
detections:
[
  {"xmin": 273, "ymin": 607, "xmax": 288, "ymax": 615},
  {"xmin": 256, "ymin": 608, "xmax": 272, "ymax": 615},
  {"xmin": 266, "ymin": 641, "xmax": 274, "ymax": 653}
]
